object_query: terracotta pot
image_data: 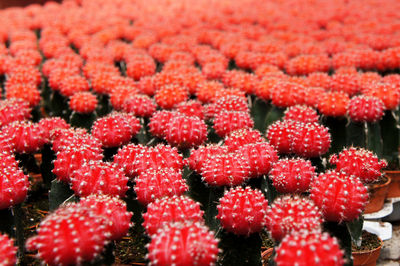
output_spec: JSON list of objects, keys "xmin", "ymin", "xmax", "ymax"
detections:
[
  {"xmin": 384, "ymin": 170, "xmax": 400, "ymax": 198},
  {"xmin": 352, "ymin": 239, "xmax": 383, "ymax": 266},
  {"xmin": 364, "ymin": 176, "xmax": 391, "ymax": 214},
  {"xmin": 261, "ymin": 247, "xmax": 274, "ymax": 265}
]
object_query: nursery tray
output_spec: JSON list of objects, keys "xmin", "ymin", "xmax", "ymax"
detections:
[
  {"xmin": 364, "ymin": 201, "xmax": 393, "ymax": 220},
  {"xmin": 383, "ymin": 197, "xmax": 400, "ymax": 222},
  {"xmin": 362, "ymin": 221, "xmax": 392, "ymax": 241},
  {"xmin": 389, "ymin": 197, "xmax": 400, "ymax": 204}
]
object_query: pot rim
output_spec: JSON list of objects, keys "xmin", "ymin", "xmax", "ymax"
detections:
[
  {"xmin": 384, "ymin": 170, "xmax": 400, "ymax": 174},
  {"xmin": 368, "ymin": 175, "xmax": 391, "ymax": 189},
  {"xmin": 352, "ymin": 237, "xmax": 383, "ymax": 255}
]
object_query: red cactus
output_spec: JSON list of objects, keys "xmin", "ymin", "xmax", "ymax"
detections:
[
  {"xmin": 113, "ymin": 144, "xmax": 146, "ymax": 178},
  {"xmin": 59, "ymin": 75, "xmax": 90, "ymax": 97},
  {"xmin": 0, "ymin": 165, "xmax": 29, "ymax": 210},
  {"xmin": 143, "ymin": 195, "xmax": 204, "ymax": 236},
  {"xmin": 69, "ymin": 91, "xmax": 98, "ymax": 114},
  {"xmin": 26, "ymin": 204, "xmax": 109, "ymax": 266},
  {"xmin": 347, "ymin": 95, "xmax": 385, "ymax": 123},
  {"xmin": 122, "ymin": 94, "xmax": 156, "ymax": 118},
  {"xmin": 302, "ymin": 86, "xmax": 327, "ymax": 108},
  {"xmin": 217, "ymin": 186, "xmax": 268, "ymax": 235},
  {"xmin": 109, "ymin": 85, "xmax": 139, "ymax": 110},
  {"xmin": 91, "ymin": 112, "xmax": 141, "ymax": 148},
  {"xmin": 292, "ymin": 122, "xmax": 331, "ymax": 158},
  {"xmin": 5, "ymin": 82, "xmax": 41, "ymax": 107},
  {"xmin": 51, "ymin": 129, "xmax": 102, "ymax": 153},
  {"xmin": 134, "ymin": 167, "xmax": 188, "ymax": 205},
  {"xmin": 310, "ymin": 170, "xmax": 369, "ymax": 222},
  {"xmin": 187, "ymin": 144, "xmax": 228, "ymax": 173},
  {"xmin": 70, "ymin": 160, "xmax": 129, "ymax": 198},
  {"xmin": 0, "ymin": 233, "xmax": 17, "ymax": 266},
  {"xmin": 148, "ymin": 111, "xmax": 179, "ymax": 138},
  {"xmin": 224, "ymin": 128, "xmax": 264, "ymax": 152},
  {"xmin": 196, "ymin": 81, "xmax": 225, "ymax": 104},
  {"xmin": 164, "ymin": 114, "xmax": 207, "ymax": 148},
  {"xmin": 318, "ymin": 91, "xmax": 350, "ymax": 117},
  {"xmin": 200, "ymin": 152, "xmax": 250, "ymax": 186},
  {"xmin": 132, "ymin": 144, "xmax": 184, "ymax": 176},
  {"xmin": 213, "ymin": 111, "xmax": 254, "ymax": 137},
  {"xmin": 306, "ymin": 72, "xmax": 331, "ymax": 89},
  {"xmin": 147, "ymin": 222, "xmax": 219, "ymax": 266},
  {"xmin": 330, "ymin": 73, "xmax": 360, "ymax": 96},
  {"xmin": 155, "ymin": 84, "xmax": 189, "ymax": 109},
  {"xmin": 270, "ymin": 81, "xmax": 305, "ymax": 108},
  {"xmin": 266, "ymin": 120, "xmax": 297, "ymax": 154},
  {"xmin": 209, "ymin": 96, "xmax": 249, "ymax": 117},
  {"xmin": 175, "ymin": 100, "xmax": 205, "ymax": 119},
  {"xmin": 126, "ymin": 55, "xmax": 156, "ymax": 81},
  {"xmin": 283, "ymin": 105, "xmax": 319, "ymax": 123},
  {"xmin": 38, "ymin": 117, "xmax": 70, "ymax": 143},
  {"xmin": 79, "ymin": 195, "xmax": 133, "ymax": 240},
  {"xmin": 269, "ymin": 158, "xmax": 316, "ymax": 193},
  {"xmin": 2, "ymin": 121, "xmax": 46, "ymax": 154},
  {"xmin": 329, "ymin": 147, "xmax": 387, "ymax": 183},
  {"xmin": 237, "ymin": 142, "xmax": 278, "ymax": 177},
  {"xmin": 0, "ymin": 134, "xmax": 15, "ymax": 154},
  {"xmin": 138, "ymin": 76, "xmax": 156, "ymax": 97},
  {"xmin": 276, "ymin": 230, "xmax": 344, "ymax": 266},
  {"xmin": 265, "ymin": 195, "xmax": 323, "ymax": 241},
  {"xmin": 363, "ymin": 82, "xmax": 400, "ymax": 110},
  {"xmin": 0, "ymin": 98, "xmax": 31, "ymax": 128},
  {"xmin": 53, "ymin": 145, "xmax": 103, "ymax": 183},
  {"xmin": 255, "ymin": 77, "xmax": 285, "ymax": 101},
  {"xmin": 285, "ymin": 54, "xmax": 330, "ymax": 75},
  {"xmin": 222, "ymin": 70, "xmax": 258, "ymax": 94}
]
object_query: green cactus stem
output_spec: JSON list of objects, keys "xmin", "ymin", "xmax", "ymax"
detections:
[
  {"xmin": 346, "ymin": 119, "xmax": 383, "ymax": 157},
  {"xmin": 39, "ymin": 77, "xmax": 52, "ymax": 115},
  {"xmin": 12, "ymin": 204, "xmax": 25, "ymax": 261},
  {"xmin": 184, "ymin": 170, "xmax": 223, "ymax": 232},
  {"xmin": 136, "ymin": 117, "xmax": 150, "ymax": 145},
  {"xmin": 251, "ymin": 97, "xmax": 270, "ymax": 132},
  {"xmin": 323, "ymin": 222, "xmax": 353, "ymax": 266},
  {"xmin": 49, "ymin": 90, "xmax": 70, "ymax": 120},
  {"xmin": 0, "ymin": 205, "xmax": 26, "ymax": 262},
  {"xmin": 380, "ymin": 110, "xmax": 399, "ymax": 166},
  {"xmin": 322, "ymin": 116, "xmax": 347, "ymax": 155},
  {"xmin": 40, "ymin": 144, "xmax": 56, "ymax": 189},
  {"xmin": 218, "ymin": 231, "xmax": 262, "ymax": 266},
  {"xmin": 48, "ymin": 179, "xmax": 75, "ymax": 211},
  {"xmin": 346, "ymin": 215, "xmax": 364, "ymax": 249},
  {"xmin": 117, "ymin": 61, "xmax": 127, "ymax": 76},
  {"xmin": 69, "ymin": 111, "xmax": 97, "ymax": 130},
  {"xmin": 206, "ymin": 121, "xmax": 223, "ymax": 144},
  {"xmin": 261, "ymin": 175, "xmax": 278, "ymax": 205},
  {"xmin": 264, "ymin": 105, "xmax": 285, "ymax": 131},
  {"xmin": 96, "ymin": 94, "xmax": 112, "ymax": 118}
]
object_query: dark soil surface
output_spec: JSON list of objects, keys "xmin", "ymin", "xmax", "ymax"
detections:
[
  {"xmin": 20, "ymin": 173, "xmax": 147, "ymax": 265},
  {"xmin": 352, "ymin": 230, "xmax": 381, "ymax": 252},
  {"xmin": 261, "ymin": 231, "xmax": 275, "ymax": 250},
  {"xmin": 369, "ymin": 175, "xmax": 389, "ymax": 185}
]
